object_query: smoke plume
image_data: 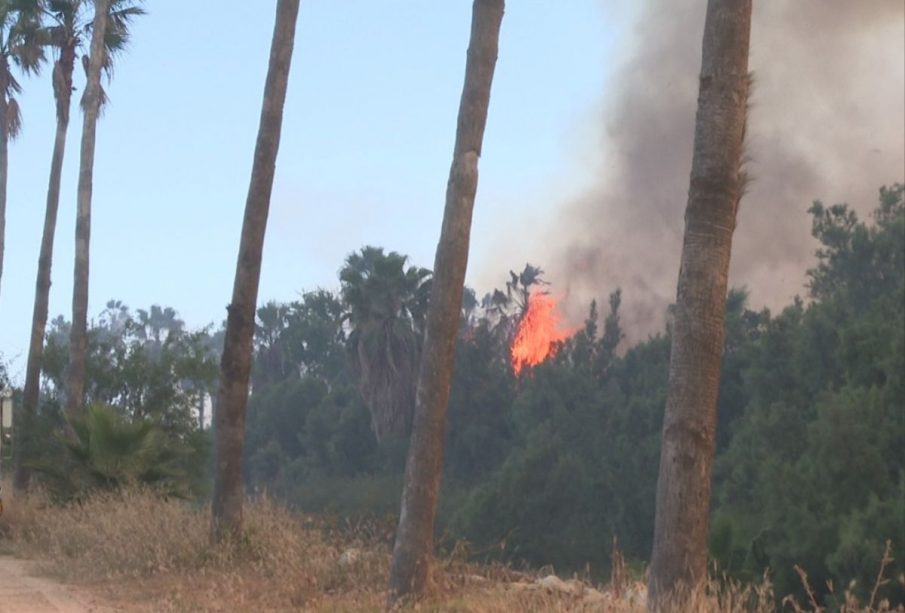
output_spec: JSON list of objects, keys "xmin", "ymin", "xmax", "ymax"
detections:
[{"xmin": 489, "ymin": 0, "xmax": 904, "ymax": 340}]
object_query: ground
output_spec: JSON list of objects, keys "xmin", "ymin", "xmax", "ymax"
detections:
[{"xmin": 0, "ymin": 557, "xmax": 110, "ymax": 613}]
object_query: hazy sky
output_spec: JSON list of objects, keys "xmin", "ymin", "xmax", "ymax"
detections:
[
  {"xmin": 0, "ymin": 2, "xmax": 627, "ymax": 379},
  {"xmin": 3, "ymin": 2, "xmax": 903, "ymax": 380}
]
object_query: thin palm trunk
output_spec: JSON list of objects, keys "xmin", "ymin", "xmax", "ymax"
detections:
[
  {"xmin": 66, "ymin": 0, "xmax": 109, "ymax": 415},
  {"xmin": 0, "ymin": 63, "xmax": 8, "ymax": 299},
  {"xmin": 387, "ymin": 0, "xmax": 504, "ymax": 602},
  {"xmin": 210, "ymin": 0, "xmax": 300, "ymax": 542},
  {"xmin": 13, "ymin": 48, "xmax": 75, "ymax": 492},
  {"xmin": 648, "ymin": 0, "xmax": 752, "ymax": 607}
]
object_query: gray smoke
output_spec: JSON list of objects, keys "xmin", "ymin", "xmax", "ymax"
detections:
[{"xmin": 484, "ymin": 0, "xmax": 905, "ymax": 340}]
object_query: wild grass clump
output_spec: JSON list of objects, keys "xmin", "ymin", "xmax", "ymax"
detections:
[
  {"xmin": 0, "ymin": 485, "xmax": 391, "ymax": 610},
  {"xmin": 783, "ymin": 542, "xmax": 905, "ymax": 613},
  {"xmin": 2, "ymin": 487, "xmax": 208, "ymax": 579}
]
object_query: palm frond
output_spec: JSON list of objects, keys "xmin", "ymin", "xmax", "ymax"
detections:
[
  {"xmin": 78, "ymin": 51, "xmax": 108, "ymax": 114},
  {"xmin": 86, "ymin": 0, "xmax": 144, "ymax": 59},
  {"xmin": 10, "ymin": 39, "xmax": 43, "ymax": 74},
  {"xmin": 40, "ymin": 0, "xmax": 143, "ymax": 82},
  {"xmin": 5, "ymin": 0, "xmax": 41, "ymax": 17},
  {"xmin": 5, "ymin": 69, "xmax": 21, "ymax": 95},
  {"xmin": 30, "ymin": 405, "xmax": 194, "ymax": 501},
  {"xmin": 46, "ymin": 0, "xmax": 76, "ymax": 11},
  {"xmin": 5, "ymin": 96, "xmax": 21, "ymax": 139},
  {"xmin": 33, "ymin": 24, "xmax": 67, "ymax": 48},
  {"xmin": 109, "ymin": 3, "xmax": 145, "ymax": 25},
  {"xmin": 1, "ymin": 0, "xmax": 44, "ymax": 75}
]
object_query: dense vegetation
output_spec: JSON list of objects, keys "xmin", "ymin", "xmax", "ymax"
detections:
[{"xmin": 16, "ymin": 184, "xmax": 903, "ymax": 605}]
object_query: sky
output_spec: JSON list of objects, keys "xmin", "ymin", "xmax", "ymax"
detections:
[
  {"xmin": 2, "ymin": 2, "xmax": 903, "ymax": 381},
  {"xmin": 0, "ymin": 2, "xmax": 627, "ymax": 380}
]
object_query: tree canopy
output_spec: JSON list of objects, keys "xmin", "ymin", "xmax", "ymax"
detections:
[{"xmin": 18, "ymin": 183, "xmax": 904, "ymax": 607}]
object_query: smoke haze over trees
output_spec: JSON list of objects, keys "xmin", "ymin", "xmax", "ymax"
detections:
[{"xmin": 478, "ymin": 0, "xmax": 904, "ymax": 339}]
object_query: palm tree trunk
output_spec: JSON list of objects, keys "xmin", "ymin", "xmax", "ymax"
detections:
[
  {"xmin": 210, "ymin": 0, "xmax": 300, "ymax": 542},
  {"xmin": 648, "ymin": 0, "xmax": 752, "ymax": 607},
  {"xmin": 387, "ymin": 0, "xmax": 504, "ymax": 602},
  {"xmin": 66, "ymin": 0, "xmax": 110, "ymax": 416},
  {"xmin": 0, "ymin": 81, "xmax": 8, "ymax": 300},
  {"xmin": 13, "ymin": 102, "xmax": 71, "ymax": 492}
]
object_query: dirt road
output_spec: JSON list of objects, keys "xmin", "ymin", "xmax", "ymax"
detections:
[{"xmin": 0, "ymin": 557, "xmax": 109, "ymax": 613}]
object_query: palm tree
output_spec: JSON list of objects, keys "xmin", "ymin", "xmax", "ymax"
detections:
[
  {"xmin": 478, "ymin": 263, "xmax": 547, "ymax": 344},
  {"xmin": 210, "ymin": 0, "xmax": 300, "ymax": 543},
  {"xmin": 648, "ymin": 0, "xmax": 752, "ymax": 607},
  {"xmin": 28, "ymin": 404, "xmax": 191, "ymax": 502},
  {"xmin": 136, "ymin": 305, "xmax": 184, "ymax": 345},
  {"xmin": 0, "ymin": 0, "xmax": 42, "ymax": 299},
  {"xmin": 506, "ymin": 263, "xmax": 546, "ymax": 316},
  {"xmin": 387, "ymin": 0, "xmax": 505, "ymax": 603},
  {"xmin": 66, "ymin": 0, "xmax": 142, "ymax": 416},
  {"xmin": 177, "ymin": 328, "xmax": 219, "ymax": 431},
  {"xmin": 340, "ymin": 246, "xmax": 431, "ymax": 442},
  {"xmin": 253, "ymin": 300, "xmax": 290, "ymax": 386}
]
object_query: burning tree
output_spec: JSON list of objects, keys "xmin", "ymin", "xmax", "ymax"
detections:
[{"xmin": 510, "ymin": 293, "xmax": 576, "ymax": 375}]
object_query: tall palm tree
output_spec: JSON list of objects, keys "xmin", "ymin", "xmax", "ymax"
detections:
[
  {"xmin": 0, "ymin": 0, "xmax": 42, "ymax": 299},
  {"xmin": 252, "ymin": 300, "xmax": 290, "ymax": 386},
  {"xmin": 340, "ymin": 246, "xmax": 431, "ymax": 442},
  {"xmin": 388, "ymin": 0, "xmax": 505, "ymax": 603},
  {"xmin": 210, "ymin": 0, "xmax": 300, "ymax": 542},
  {"xmin": 66, "ymin": 0, "xmax": 142, "ymax": 416},
  {"xmin": 136, "ymin": 305, "xmax": 183, "ymax": 344},
  {"xmin": 648, "ymin": 0, "xmax": 752, "ymax": 607}
]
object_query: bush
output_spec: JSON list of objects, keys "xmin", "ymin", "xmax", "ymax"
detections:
[{"xmin": 28, "ymin": 405, "xmax": 202, "ymax": 502}]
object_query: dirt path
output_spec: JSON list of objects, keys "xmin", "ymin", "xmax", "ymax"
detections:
[{"xmin": 0, "ymin": 557, "xmax": 112, "ymax": 613}]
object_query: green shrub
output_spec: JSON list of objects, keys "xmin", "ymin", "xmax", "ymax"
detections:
[{"xmin": 29, "ymin": 405, "xmax": 197, "ymax": 501}]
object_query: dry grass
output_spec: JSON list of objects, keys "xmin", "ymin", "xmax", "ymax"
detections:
[
  {"xmin": 1, "ymin": 486, "xmax": 390, "ymax": 610},
  {"xmin": 782, "ymin": 542, "xmax": 905, "ymax": 613},
  {"xmin": 0, "ymin": 485, "xmax": 901, "ymax": 612}
]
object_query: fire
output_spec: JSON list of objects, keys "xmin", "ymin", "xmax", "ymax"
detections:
[{"xmin": 511, "ymin": 293, "xmax": 576, "ymax": 375}]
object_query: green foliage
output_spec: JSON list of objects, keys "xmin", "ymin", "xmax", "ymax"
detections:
[
  {"xmin": 29, "ymin": 405, "xmax": 199, "ymax": 501},
  {"xmin": 451, "ymin": 300, "xmax": 668, "ymax": 572},
  {"xmin": 41, "ymin": 0, "xmax": 146, "ymax": 90},
  {"xmin": 253, "ymin": 290, "xmax": 347, "ymax": 386},
  {"xmin": 40, "ymin": 301, "xmax": 218, "ymax": 434},
  {"xmin": 239, "ymin": 186, "xmax": 902, "ymax": 605},
  {"xmin": 1, "ymin": 0, "xmax": 45, "ymax": 138},
  {"xmin": 443, "ymin": 321, "xmax": 515, "ymax": 484},
  {"xmin": 712, "ymin": 184, "xmax": 905, "ymax": 604},
  {"xmin": 340, "ymin": 246, "xmax": 431, "ymax": 441},
  {"xmin": 22, "ymin": 302, "xmax": 216, "ymax": 502},
  {"xmin": 33, "ymin": 184, "xmax": 900, "ymax": 605}
]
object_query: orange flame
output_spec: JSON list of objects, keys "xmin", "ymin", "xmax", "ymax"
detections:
[{"xmin": 511, "ymin": 293, "xmax": 576, "ymax": 375}]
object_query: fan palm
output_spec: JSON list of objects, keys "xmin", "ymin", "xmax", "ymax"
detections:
[
  {"xmin": 340, "ymin": 246, "xmax": 431, "ymax": 442},
  {"xmin": 0, "ymin": 0, "xmax": 42, "ymax": 298},
  {"xmin": 136, "ymin": 304, "xmax": 184, "ymax": 344},
  {"xmin": 28, "ymin": 404, "xmax": 190, "ymax": 502},
  {"xmin": 253, "ymin": 301, "xmax": 290, "ymax": 385},
  {"xmin": 15, "ymin": 0, "xmax": 143, "ymax": 491}
]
